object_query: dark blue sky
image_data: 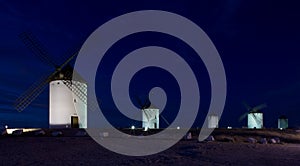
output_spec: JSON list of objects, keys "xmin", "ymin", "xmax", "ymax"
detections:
[{"xmin": 0, "ymin": 1, "xmax": 299, "ymax": 128}]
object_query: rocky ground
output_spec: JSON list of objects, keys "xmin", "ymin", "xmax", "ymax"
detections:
[{"xmin": 0, "ymin": 128, "xmax": 299, "ymax": 165}]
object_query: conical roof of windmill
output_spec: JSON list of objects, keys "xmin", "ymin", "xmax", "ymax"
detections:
[
  {"xmin": 145, "ymin": 104, "xmax": 159, "ymax": 109},
  {"xmin": 53, "ymin": 65, "xmax": 86, "ymax": 83},
  {"xmin": 250, "ymin": 110, "xmax": 263, "ymax": 113},
  {"xmin": 279, "ymin": 115, "xmax": 288, "ymax": 119}
]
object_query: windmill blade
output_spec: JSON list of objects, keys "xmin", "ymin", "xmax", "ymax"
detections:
[
  {"xmin": 14, "ymin": 49, "xmax": 78, "ymax": 112},
  {"xmin": 135, "ymin": 94, "xmax": 153, "ymax": 109},
  {"xmin": 14, "ymin": 74, "xmax": 52, "ymax": 112},
  {"xmin": 142, "ymin": 109, "xmax": 151, "ymax": 122},
  {"xmin": 61, "ymin": 66, "xmax": 100, "ymax": 111},
  {"xmin": 239, "ymin": 112, "xmax": 249, "ymax": 122},
  {"xmin": 146, "ymin": 109, "xmax": 157, "ymax": 121},
  {"xmin": 148, "ymin": 118, "xmax": 157, "ymax": 124},
  {"xmin": 59, "ymin": 43, "xmax": 82, "ymax": 66},
  {"xmin": 19, "ymin": 32, "xmax": 58, "ymax": 68},
  {"xmin": 242, "ymin": 101, "xmax": 252, "ymax": 111},
  {"xmin": 160, "ymin": 115, "xmax": 170, "ymax": 126},
  {"xmin": 252, "ymin": 103, "xmax": 267, "ymax": 112},
  {"xmin": 15, "ymin": 30, "xmax": 82, "ymax": 112},
  {"xmin": 62, "ymin": 80, "xmax": 98, "ymax": 112},
  {"xmin": 144, "ymin": 99, "xmax": 151, "ymax": 109},
  {"xmin": 62, "ymin": 80, "xmax": 87, "ymax": 104},
  {"xmin": 252, "ymin": 112, "xmax": 259, "ymax": 123},
  {"xmin": 58, "ymin": 51, "xmax": 78, "ymax": 71},
  {"xmin": 135, "ymin": 96, "xmax": 144, "ymax": 109},
  {"xmin": 62, "ymin": 79, "xmax": 97, "ymax": 107},
  {"xmin": 144, "ymin": 109, "xmax": 170, "ymax": 127}
]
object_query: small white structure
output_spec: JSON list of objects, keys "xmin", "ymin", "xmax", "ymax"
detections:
[
  {"xmin": 208, "ymin": 114, "xmax": 219, "ymax": 128},
  {"xmin": 142, "ymin": 105, "xmax": 159, "ymax": 130},
  {"xmin": 278, "ymin": 115, "xmax": 288, "ymax": 129},
  {"xmin": 247, "ymin": 112, "xmax": 263, "ymax": 129},
  {"xmin": 49, "ymin": 80, "xmax": 87, "ymax": 128}
]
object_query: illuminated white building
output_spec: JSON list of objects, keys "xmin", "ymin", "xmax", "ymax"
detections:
[
  {"xmin": 142, "ymin": 105, "xmax": 159, "ymax": 130},
  {"xmin": 247, "ymin": 112, "xmax": 263, "ymax": 129},
  {"xmin": 278, "ymin": 115, "xmax": 288, "ymax": 129},
  {"xmin": 208, "ymin": 114, "xmax": 219, "ymax": 128},
  {"xmin": 49, "ymin": 69, "xmax": 87, "ymax": 128}
]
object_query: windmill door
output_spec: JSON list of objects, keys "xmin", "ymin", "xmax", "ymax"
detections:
[{"xmin": 71, "ymin": 115, "xmax": 79, "ymax": 128}]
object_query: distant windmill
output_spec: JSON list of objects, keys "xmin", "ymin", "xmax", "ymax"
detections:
[
  {"xmin": 135, "ymin": 96, "xmax": 170, "ymax": 131},
  {"xmin": 239, "ymin": 102, "xmax": 267, "ymax": 129},
  {"xmin": 207, "ymin": 114, "xmax": 219, "ymax": 129},
  {"xmin": 14, "ymin": 32, "xmax": 87, "ymax": 128},
  {"xmin": 278, "ymin": 115, "xmax": 288, "ymax": 129}
]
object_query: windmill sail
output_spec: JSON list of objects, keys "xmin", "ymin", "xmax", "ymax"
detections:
[
  {"xmin": 15, "ymin": 31, "xmax": 89, "ymax": 129},
  {"xmin": 252, "ymin": 104, "xmax": 267, "ymax": 112},
  {"xmin": 142, "ymin": 108, "xmax": 157, "ymax": 122},
  {"xmin": 15, "ymin": 32, "xmax": 81, "ymax": 112},
  {"xmin": 14, "ymin": 74, "xmax": 51, "ymax": 112},
  {"xmin": 239, "ymin": 112, "xmax": 248, "ymax": 122},
  {"xmin": 19, "ymin": 32, "xmax": 58, "ymax": 67}
]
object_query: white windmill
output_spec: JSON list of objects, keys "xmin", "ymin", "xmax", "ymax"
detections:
[
  {"xmin": 14, "ymin": 32, "xmax": 87, "ymax": 128},
  {"xmin": 239, "ymin": 102, "xmax": 267, "ymax": 129},
  {"xmin": 278, "ymin": 115, "xmax": 288, "ymax": 129},
  {"xmin": 207, "ymin": 114, "xmax": 219, "ymax": 128},
  {"xmin": 142, "ymin": 105, "xmax": 160, "ymax": 130},
  {"xmin": 135, "ymin": 96, "xmax": 169, "ymax": 131}
]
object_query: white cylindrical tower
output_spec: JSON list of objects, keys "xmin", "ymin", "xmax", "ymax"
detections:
[
  {"xmin": 247, "ymin": 112, "xmax": 263, "ymax": 129},
  {"xmin": 278, "ymin": 115, "xmax": 288, "ymax": 129},
  {"xmin": 49, "ymin": 80, "xmax": 87, "ymax": 128},
  {"xmin": 142, "ymin": 105, "xmax": 159, "ymax": 130},
  {"xmin": 208, "ymin": 115, "xmax": 219, "ymax": 128}
]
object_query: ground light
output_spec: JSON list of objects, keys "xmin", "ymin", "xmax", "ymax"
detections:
[{"xmin": 5, "ymin": 128, "xmax": 41, "ymax": 135}]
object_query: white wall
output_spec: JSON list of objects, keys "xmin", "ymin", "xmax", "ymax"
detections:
[
  {"xmin": 247, "ymin": 113, "xmax": 263, "ymax": 129},
  {"xmin": 142, "ymin": 108, "xmax": 159, "ymax": 129},
  {"xmin": 49, "ymin": 80, "xmax": 87, "ymax": 128},
  {"xmin": 278, "ymin": 119, "xmax": 288, "ymax": 129},
  {"xmin": 208, "ymin": 115, "xmax": 219, "ymax": 128}
]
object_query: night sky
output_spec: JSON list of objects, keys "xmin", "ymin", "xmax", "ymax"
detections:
[{"xmin": 0, "ymin": 1, "xmax": 299, "ymax": 128}]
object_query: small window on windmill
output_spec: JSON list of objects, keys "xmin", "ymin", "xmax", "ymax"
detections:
[
  {"xmin": 74, "ymin": 99, "xmax": 77, "ymax": 103},
  {"xmin": 59, "ymin": 73, "xmax": 64, "ymax": 79}
]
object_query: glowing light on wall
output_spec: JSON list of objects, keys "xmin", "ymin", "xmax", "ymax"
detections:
[{"xmin": 5, "ymin": 128, "xmax": 41, "ymax": 135}]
